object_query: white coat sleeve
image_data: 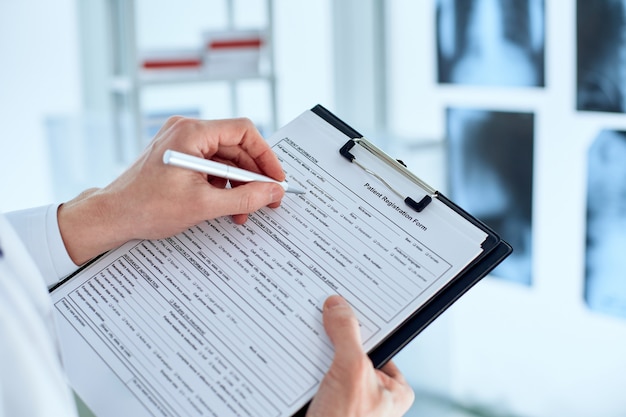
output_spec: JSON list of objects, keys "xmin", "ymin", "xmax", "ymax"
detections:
[{"xmin": 5, "ymin": 204, "xmax": 79, "ymax": 288}]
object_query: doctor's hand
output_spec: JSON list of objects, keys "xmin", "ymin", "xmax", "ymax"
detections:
[
  {"xmin": 58, "ymin": 116, "xmax": 285, "ymax": 265},
  {"xmin": 307, "ymin": 295, "xmax": 415, "ymax": 417}
]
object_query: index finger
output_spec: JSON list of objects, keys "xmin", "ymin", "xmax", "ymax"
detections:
[{"xmin": 208, "ymin": 118, "xmax": 286, "ymax": 182}]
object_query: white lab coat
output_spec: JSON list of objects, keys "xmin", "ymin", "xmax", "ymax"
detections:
[{"xmin": 0, "ymin": 205, "xmax": 79, "ymax": 417}]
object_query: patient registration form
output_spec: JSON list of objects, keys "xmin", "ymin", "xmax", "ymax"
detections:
[{"xmin": 51, "ymin": 109, "xmax": 488, "ymax": 417}]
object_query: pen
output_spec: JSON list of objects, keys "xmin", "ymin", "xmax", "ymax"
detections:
[{"xmin": 162, "ymin": 149, "xmax": 306, "ymax": 194}]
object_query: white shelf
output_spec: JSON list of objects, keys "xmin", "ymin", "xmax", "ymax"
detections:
[
  {"xmin": 138, "ymin": 72, "xmax": 274, "ymax": 86},
  {"xmin": 104, "ymin": 0, "xmax": 277, "ymax": 157},
  {"xmin": 110, "ymin": 72, "xmax": 274, "ymax": 93}
]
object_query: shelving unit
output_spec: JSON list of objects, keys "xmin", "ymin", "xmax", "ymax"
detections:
[{"xmin": 83, "ymin": 0, "xmax": 277, "ymax": 162}]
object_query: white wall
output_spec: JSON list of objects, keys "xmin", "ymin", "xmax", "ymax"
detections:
[
  {"xmin": 272, "ymin": 0, "xmax": 334, "ymax": 125},
  {"xmin": 0, "ymin": 0, "xmax": 81, "ymax": 212}
]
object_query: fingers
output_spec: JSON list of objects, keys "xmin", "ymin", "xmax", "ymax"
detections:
[
  {"xmin": 378, "ymin": 361, "xmax": 413, "ymax": 397},
  {"xmin": 175, "ymin": 117, "xmax": 285, "ymax": 182},
  {"xmin": 150, "ymin": 116, "xmax": 287, "ymax": 224},
  {"xmin": 314, "ymin": 296, "xmax": 415, "ymax": 417},
  {"xmin": 205, "ymin": 181, "xmax": 285, "ymax": 221},
  {"xmin": 322, "ymin": 295, "xmax": 364, "ymax": 365},
  {"xmin": 377, "ymin": 360, "xmax": 415, "ymax": 411},
  {"xmin": 215, "ymin": 143, "xmax": 286, "ymax": 184},
  {"xmin": 379, "ymin": 360, "xmax": 404, "ymax": 382},
  {"xmin": 153, "ymin": 116, "xmax": 285, "ymax": 182}
]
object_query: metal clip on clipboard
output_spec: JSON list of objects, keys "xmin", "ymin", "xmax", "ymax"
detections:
[{"xmin": 339, "ymin": 137, "xmax": 436, "ymax": 213}]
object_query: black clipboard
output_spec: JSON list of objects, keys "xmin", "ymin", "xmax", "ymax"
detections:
[{"xmin": 292, "ymin": 105, "xmax": 513, "ymax": 416}]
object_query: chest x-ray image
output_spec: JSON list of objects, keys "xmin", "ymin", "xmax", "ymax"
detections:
[
  {"xmin": 577, "ymin": 0, "xmax": 626, "ymax": 113},
  {"xmin": 437, "ymin": 0, "xmax": 545, "ymax": 87},
  {"xmin": 585, "ymin": 130, "xmax": 626, "ymax": 318},
  {"xmin": 447, "ymin": 108, "xmax": 534, "ymax": 285}
]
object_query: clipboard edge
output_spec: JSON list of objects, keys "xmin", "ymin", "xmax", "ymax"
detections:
[
  {"xmin": 311, "ymin": 104, "xmax": 363, "ymax": 139},
  {"xmin": 49, "ymin": 251, "xmax": 107, "ymax": 294}
]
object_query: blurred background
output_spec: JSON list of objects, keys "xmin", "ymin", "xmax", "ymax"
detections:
[{"xmin": 2, "ymin": 1, "xmax": 626, "ymax": 416}]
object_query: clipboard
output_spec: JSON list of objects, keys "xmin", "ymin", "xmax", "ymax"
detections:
[{"xmin": 50, "ymin": 104, "xmax": 511, "ymax": 417}]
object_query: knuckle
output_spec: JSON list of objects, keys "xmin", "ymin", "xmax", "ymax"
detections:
[
  {"xmin": 234, "ymin": 116, "xmax": 254, "ymax": 127},
  {"xmin": 165, "ymin": 115, "xmax": 187, "ymax": 128},
  {"xmin": 154, "ymin": 116, "xmax": 191, "ymax": 141},
  {"xmin": 238, "ymin": 191, "xmax": 262, "ymax": 213},
  {"xmin": 168, "ymin": 115, "xmax": 185, "ymax": 123},
  {"xmin": 231, "ymin": 117, "xmax": 257, "ymax": 134}
]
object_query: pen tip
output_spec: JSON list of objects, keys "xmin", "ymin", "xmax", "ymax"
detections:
[{"xmin": 287, "ymin": 185, "xmax": 306, "ymax": 194}]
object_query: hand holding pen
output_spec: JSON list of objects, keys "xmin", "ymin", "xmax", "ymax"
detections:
[
  {"xmin": 163, "ymin": 149, "xmax": 305, "ymax": 194},
  {"xmin": 58, "ymin": 116, "xmax": 292, "ymax": 265}
]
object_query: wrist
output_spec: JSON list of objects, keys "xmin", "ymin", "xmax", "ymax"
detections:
[{"xmin": 57, "ymin": 188, "xmax": 129, "ymax": 265}]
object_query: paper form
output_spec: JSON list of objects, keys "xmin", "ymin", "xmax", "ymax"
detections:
[{"xmin": 51, "ymin": 109, "xmax": 488, "ymax": 417}]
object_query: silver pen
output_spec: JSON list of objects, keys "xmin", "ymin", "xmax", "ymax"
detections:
[{"xmin": 162, "ymin": 149, "xmax": 306, "ymax": 194}]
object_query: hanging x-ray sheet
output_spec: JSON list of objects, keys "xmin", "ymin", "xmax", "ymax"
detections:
[
  {"xmin": 585, "ymin": 130, "xmax": 626, "ymax": 318},
  {"xmin": 446, "ymin": 108, "xmax": 534, "ymax": 285},
  {"xmin": 436, "ymin": 0, "xmax": 545, "ymax": 87},
  {"xmin": 577, "ymin": 0, "xmax": 626, "ymax": 113}
]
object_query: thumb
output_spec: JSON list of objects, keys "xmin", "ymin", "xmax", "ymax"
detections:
[
  {"xmin": 323, "ymin": 295, "xmax": 364, "ymax": 364},
  {"xmin": 210, "ymin": 181, "xmax": 284, "ymax": 217}
]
